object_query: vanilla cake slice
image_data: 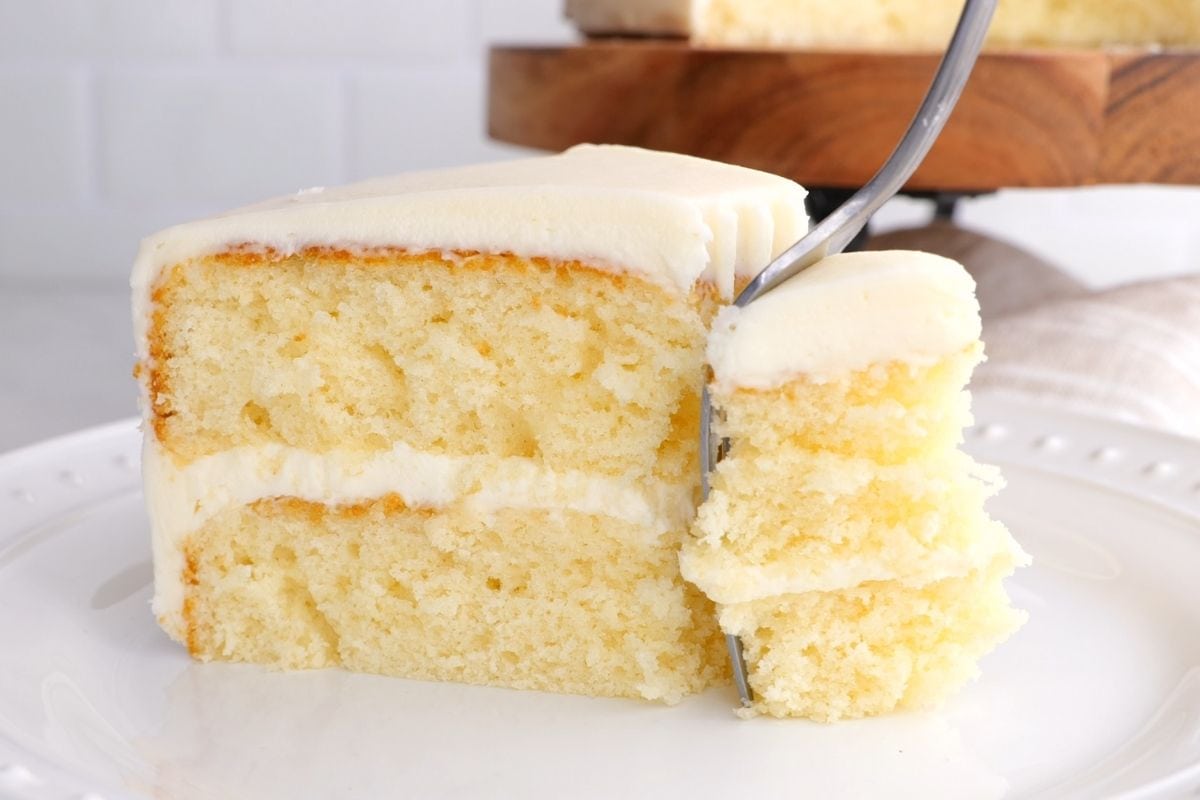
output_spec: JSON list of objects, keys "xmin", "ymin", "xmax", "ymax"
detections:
[
  {"xmin": 682, "ymin": 250, "xmax": 1029, "ymax": 721},
  {"xmin": 132, "ymin": 144, "xmax": 809, "ymax": 703}
]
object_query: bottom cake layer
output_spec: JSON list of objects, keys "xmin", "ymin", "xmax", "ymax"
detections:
[
  {"xmin": 720, "ymin": 558, "xmax": 1027, "ymax": 722},
  {"xmin": 178, "ymin": 495, "xmax": 727, "ymax": 703}
]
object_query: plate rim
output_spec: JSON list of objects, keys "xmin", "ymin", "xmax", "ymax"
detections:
[{"xmin": 0, "ymin": 416, "xmax": 140, "ymax": 467}]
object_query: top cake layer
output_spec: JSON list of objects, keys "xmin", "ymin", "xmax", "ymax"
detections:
[
  {"xmin": 131, "ymin": 144, "xmax": 808, "ymax": 358},
  {"xmin": 707, "ymin": 250, "xmax": 981, "ymax": 391}
]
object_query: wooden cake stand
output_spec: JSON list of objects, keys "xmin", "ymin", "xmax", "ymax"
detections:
[{"xmin": 487, "ymin": 41, "xmax": 1200, "ymax": 192}]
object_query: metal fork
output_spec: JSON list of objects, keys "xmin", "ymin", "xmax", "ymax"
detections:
[{"xmin": 701, "ymin": 0, "xmax": 999, "ymax": 707}]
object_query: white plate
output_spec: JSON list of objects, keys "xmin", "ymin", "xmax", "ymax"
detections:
[{"xmin": 1, "ymin": 397, "xmax": 1199, "ymax": 800}]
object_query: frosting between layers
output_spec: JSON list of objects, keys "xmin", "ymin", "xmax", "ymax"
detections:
[
  {"xmin": 707, "ymin": 250, "xmax": 983, "ymax": 391},
  {"xmin": 680, "ymin": 516, "xmax": 1030, "ymax": 605},
  {"xmin": 131, "ymin": 144, "xmax": 808, "ymax": 361},
  {"xmin": 143, "ymin": 439, "xmax": 696, "ymax": 630}
]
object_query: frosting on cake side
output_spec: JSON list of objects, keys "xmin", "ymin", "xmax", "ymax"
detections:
[{"xmin": 707, "ymin": 250, "xmax": 982, "ymax": 391}]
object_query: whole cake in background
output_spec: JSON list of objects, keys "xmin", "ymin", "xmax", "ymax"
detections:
[
  {"xmin": 132, "ymin": 144, "xmax": 1026, "ymax": 719},
  {"xmin": 682, "ymin": 250, "xmax": 1029, "ymax": 721},
  {"xmin": 565, "ymin": 0, "xmax": 1200, "ymax": 48}
]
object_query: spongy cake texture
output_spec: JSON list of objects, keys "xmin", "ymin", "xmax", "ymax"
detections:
[
  {"xmin": 185, "ymin": 496, "xmax": 725, "ymax": 701},
  {"xmin": 149, "ymin": 248, "xmax": 726, "ymax": 702},
  {"xmin": 682, "ymin": 250, "xmax": 1028, "ymax": 721}
]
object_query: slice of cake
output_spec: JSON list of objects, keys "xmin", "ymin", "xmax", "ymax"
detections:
[
  {"xmin": 681, "ymin": 250, "xmax": 1029, "ymax": 721},
  {"xmin": 132, "ymin": 144, "xmax": 809, "ymax": 704},
  {"xmin": 566, "ymin": 0, "xmax": 1200, "ymax": 49}
]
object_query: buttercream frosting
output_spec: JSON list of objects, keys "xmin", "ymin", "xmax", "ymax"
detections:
[{"xmin": 707, "ymin": 250, "xmax": 982, "ymax": 391}]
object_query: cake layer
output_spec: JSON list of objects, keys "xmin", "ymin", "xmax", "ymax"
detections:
[
  {"xmin": 566, "ymin": 0, "xmax": 1200, "ymax": 48},
  {"xmin": 710, "ymin": 348, "xmax": 982, "ymax": 468},
  {"xmin": 132, "ymin": 144, "xmax": 808, "ymax": 354},
  {"xmin": 180, "ymin": 496, "xmax": 726, "ymax": 703},
  {"xmin": 721, "ymin": 558, "xmax": 1027, "ymax": 721},
  {"xmin": 143, "ymin": 439, "xmax": 694, "ymax": 632},
  {"xmin": 708, "ymin": 250, "xmax": 982, "ymax": 391},
  {"xmin": 146, "ymin": 249, "xmax": 711, "ymax": 486},
  {"xmin": 681, "ymin": 448, "xmax": 1022, "ymax": 603}
]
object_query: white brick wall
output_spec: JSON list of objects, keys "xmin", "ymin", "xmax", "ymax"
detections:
[
  {"xmin": 226, "ymin": 0, "xmax": 474, "ymax": 61},
  {"xmin": 0, "ymin": 0, "xmax": 1195, "ymax": 288},
  {"xmin": 0, "ymin": 69, "xmax": 89, "ymax": 206},
  {"xmin": 97, "ymin": 68, "xmax": 344, "ymax": 205},
  {"xmin": 0, "ymin": 0, "xmax": 219, "ymax": 58},
  {"xmin": 349, "ymin": 66, "xmax": 528, "ymax": 177},
  {"xmin": 0, "ymin": 0, "xmax": 573, "ymax": 287}
]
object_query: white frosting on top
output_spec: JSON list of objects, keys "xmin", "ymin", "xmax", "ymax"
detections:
[
  {"xmin": 144, "ymin": 439, "xmax": 695, "ymax": 633},
  {"xmin": 131, "ymin": 144, "xmax": 808, "ymax": 360},
  {"xmin": 707, "ymin": 250, "xmax": 982, "ymax": 391}
]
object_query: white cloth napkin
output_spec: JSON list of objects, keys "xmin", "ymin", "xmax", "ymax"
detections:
[{"xmin": 869, "ymin": 222, "xmax": 1200, "ymax": 440}]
